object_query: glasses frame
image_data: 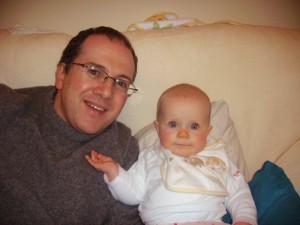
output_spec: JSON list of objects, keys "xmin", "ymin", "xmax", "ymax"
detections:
[{"xmin": 71, "ymin": 62, "xmax": 138, "ymax": 96}]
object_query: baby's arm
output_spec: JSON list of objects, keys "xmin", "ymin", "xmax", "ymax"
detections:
[
  {"xmin": 86, "ymin": 149, "xmax": 148, "ymax": 206},
  {"xmin": 85, "ymin": 150, "xmax": 119, "ymax": 181},
  {"xmin": 226, "ymin": 161, "xmax": 257, "ymax": 225}
]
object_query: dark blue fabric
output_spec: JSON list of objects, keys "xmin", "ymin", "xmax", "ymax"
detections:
[
  {"xmin": 223, "ymin": 161, "xmax": 300, "ymax": 225},
  {"xmin": 249, "ymin": 161, "xmax": 300, "ymax": 225}
]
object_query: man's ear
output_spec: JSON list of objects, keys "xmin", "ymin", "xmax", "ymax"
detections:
[{"xmin": 55, "ymin": 63, "xmax": 67, "ymax": 90}]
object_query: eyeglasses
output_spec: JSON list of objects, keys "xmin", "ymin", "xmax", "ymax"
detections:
[{"xmin": 71, "ymin": 63, "xmax": 138, "ymax": 96}]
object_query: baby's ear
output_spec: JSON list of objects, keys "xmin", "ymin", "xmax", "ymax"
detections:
[
  {"xmin": 153, "ymin": 120, "xmax": 159, "ymax": 133},
  {"xmin": 208, "ymin": 125, "xmax": 213, "ymax": 133}
]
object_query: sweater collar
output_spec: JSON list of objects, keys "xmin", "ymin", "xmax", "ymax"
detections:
[{"xmin": 43, "ymin": 87, "xmax": 116, "ymax": 143}]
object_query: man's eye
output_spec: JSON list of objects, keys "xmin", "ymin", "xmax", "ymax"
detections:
[
  {"xmin": 116, "ymin": 79, "xmax": 129, "ymax": 89},
  {"xmin": 88, "ymin": 67, "xmax": 101, "ymax": 77},
  {"xmin": 168, "ymin": 121, "xmax": 177, "ymax": 128},
  {"xmin": 191, "ymin": 123, "xmax": 200, "ymax": 130}
]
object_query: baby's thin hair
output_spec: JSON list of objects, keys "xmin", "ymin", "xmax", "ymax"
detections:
[{"xmin": 156, "ymin": 83, "xmax": 211, "ymax": 120}]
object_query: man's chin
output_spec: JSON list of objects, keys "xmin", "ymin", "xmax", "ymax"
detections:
[{"xmin": 75, "ymin": 123, "xmax": 109, "ymax": 135}]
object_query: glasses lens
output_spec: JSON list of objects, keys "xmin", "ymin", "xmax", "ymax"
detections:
[
  {"xmin": 73, "ymin": 63, "xmax": 138, "ymax": 96},
  {"xmin": 115, "ymin": 79, "xmax": 130, "ymax": 92},
  {"xmin": 127, "ymin": 85, "xmax": 137, "ymax": 96}
]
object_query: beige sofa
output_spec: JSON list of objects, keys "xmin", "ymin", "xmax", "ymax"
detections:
[{"xmin": 0, "ymin": 24, "xmax": 299, "ymax": 196}]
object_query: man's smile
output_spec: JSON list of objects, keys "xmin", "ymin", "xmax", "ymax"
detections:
[{"xmin": 86, "ymin": 101, "xmax": 106, "ymax": 111}]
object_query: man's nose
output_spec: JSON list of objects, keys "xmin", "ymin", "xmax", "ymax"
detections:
[{"xmin": 93, "ymin": 81, "xmax": 114, "ymax": 99}]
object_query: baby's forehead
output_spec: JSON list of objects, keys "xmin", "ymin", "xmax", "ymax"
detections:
[
  {"xmin": 163, "ymin": 96, "xmax": 207, "ymax": 110},
  {"xmin": 162, "ymin": 95, "xmax": 211, "ymax": 115},
  {"xmin": 166, "ymin": 94, "xmax": 207, "ymax": 104}
]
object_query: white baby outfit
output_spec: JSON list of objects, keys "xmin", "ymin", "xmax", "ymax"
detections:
[{"xmin": 105, "ymin": 138, "xmax": 257, "ymax": 225}]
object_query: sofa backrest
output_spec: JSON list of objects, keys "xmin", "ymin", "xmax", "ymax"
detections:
[
  {"xmin": 121, "ymin": 24, "xmax": 300, "ymax": 177},
  {"xmin": 1, "ymin": 24, "xmax": 300, "ymax": 180}
]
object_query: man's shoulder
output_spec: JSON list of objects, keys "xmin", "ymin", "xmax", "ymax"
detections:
[
  {"xmin": 114, "ymin": 121, "xmax": 134, "ymax": 137},
  {"xmin": 0, "ymin": 84, "xmax": 28, "ymax": 109},
  {"xmin": 15, "ymin": 85, "xmax": 54, "ymax": 95},
  {"xmin": 0, "ymin": 84, "xmax": 54, "ymax": 121},
  {"xmin": 0, "ymin": 84, "xmax": 54, "ymax": 99}
]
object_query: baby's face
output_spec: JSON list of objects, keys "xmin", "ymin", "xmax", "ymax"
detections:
[{"xmin": 154, "ymin": 96, "xmax": 212, "ymax": 158}]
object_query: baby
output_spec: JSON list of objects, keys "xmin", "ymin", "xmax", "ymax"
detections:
[{"xmin": 86, "ymin": 83, "xmax": 257, "ymax": 225}]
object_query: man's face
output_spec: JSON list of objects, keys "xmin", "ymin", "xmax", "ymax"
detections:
[{"xmin": 53, "ymin": 35, "xmax": 135, "ymax": 134}]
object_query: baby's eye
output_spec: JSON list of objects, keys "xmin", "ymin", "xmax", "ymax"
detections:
[
  {"xmin": 191, "ymin": 123, "xmax": 200, "ymax": 130},
  {"xmin": 168, "ymin": 121, "xmax": 177, "ymax": 128}
]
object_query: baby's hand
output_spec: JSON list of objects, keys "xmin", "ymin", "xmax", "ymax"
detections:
[{"xmin": 85, "ymin": 150, "xmax": 119, "ymax": 181}]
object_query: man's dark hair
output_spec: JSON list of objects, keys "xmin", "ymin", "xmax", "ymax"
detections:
[{"xmin": 59, "ymin": 26, "xmax": 138, "ymax": 81}]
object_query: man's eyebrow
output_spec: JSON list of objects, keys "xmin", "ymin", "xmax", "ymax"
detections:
[
  {"xmin": 88, "ymin": 62, "xmax": 107, "ymax": 71},
  {"xmin": 117, "ymin": 74, "xmax": 133, "ymax": 83}
]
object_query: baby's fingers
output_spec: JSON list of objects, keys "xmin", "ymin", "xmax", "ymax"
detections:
[
  {"xmin": 90, "ymin": 149, "xmax": 99, "ymax": 160},
  {"xmin": 85, "ymin": 150, "xmax": 98, "ymax": 164},
  {"xmin": 85, "ymin": 155, "xmax": 96, "ymax": 168},
  {"xmin": 86, "ymin": 150, "xmax": 110, "ymax": 163}
]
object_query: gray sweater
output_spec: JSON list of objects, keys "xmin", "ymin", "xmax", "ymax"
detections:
[{"xmin": 0, "ymin": 84, "xmax": 142, "ymax": 225}]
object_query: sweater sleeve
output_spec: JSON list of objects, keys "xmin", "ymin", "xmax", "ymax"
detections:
[{"xmin": 225, "ymin": 161, "xmax": 258, "ymax": 225}]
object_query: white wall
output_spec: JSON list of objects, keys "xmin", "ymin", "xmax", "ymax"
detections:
[{"xmin": 1, "ymin": 0, "xmax": 299, "ymax": 35}]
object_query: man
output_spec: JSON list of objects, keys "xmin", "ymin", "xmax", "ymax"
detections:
[{"xmin": 0, "ymin": 26, "xmax": 142, "ymax": 225}]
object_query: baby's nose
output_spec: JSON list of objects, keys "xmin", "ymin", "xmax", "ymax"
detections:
[{"xmin": 177, "ymin": 129, "xmax": 189, "ymax": 138}]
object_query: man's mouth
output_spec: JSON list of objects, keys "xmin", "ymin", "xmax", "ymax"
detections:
[{"xmin": 86, "ymin": 101, "xmax": 106, "ymax": 112}]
